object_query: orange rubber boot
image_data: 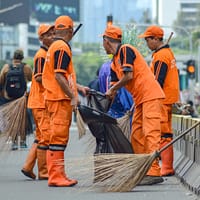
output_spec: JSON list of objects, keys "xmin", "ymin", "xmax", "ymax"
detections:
[
  {"xmin": 47, "ymin": 150, "xmax": 78, "ymax": 187},
  {"xmin": 37, "ymin": 148, "xmax": 48, "ymax": 180},
  {"xmin": 21, "ymin": 142, "xmax": 37, "ymax": 179},
  {"xmin": 160, "ymin": 137, "xmax": 175, "ymax": 176}
]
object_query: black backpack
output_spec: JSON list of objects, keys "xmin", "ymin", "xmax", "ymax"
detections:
[{"xmin": 5, "ymin": 63, "xmax": 27, "ymax": 99}]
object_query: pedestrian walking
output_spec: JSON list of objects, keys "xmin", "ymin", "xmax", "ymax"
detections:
[{"xmin": 0, "ymin": 49, "xmax": 32, "ymax": 149}]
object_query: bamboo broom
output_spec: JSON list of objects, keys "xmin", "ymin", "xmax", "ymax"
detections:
[
  {"xmin": 116, "ymin": 103, "xmax": 134, "ymax": 141},
  {"xmin": 62, "ymin": 120, "xmax": 200, "ymax": 192},
  {"xmin": 0, "ymin": 95, "xmax": 27, "ymax": 150},
  {"xmin": 76, "ymin": 108, "xmax": 87, "ymax": 139},
  {"xmin": 91, "ymin": 120, "xmax": 200, "ymax": 192}
]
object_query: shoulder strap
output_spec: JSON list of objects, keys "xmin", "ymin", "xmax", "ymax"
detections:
[
  {"xmin": 9, "ymin": 64, "xmax": 14, "ymax": 70},
  {"xmin": 9, "ymin": 63, "xmax": 25, "ymax": 70},
  {"xmin": 16, "ymin": 63, "xmax": 25, "ymax": 71},
  {"xmin": 20, "ymin": 62, "xmax": 26, "ymax": 71}
]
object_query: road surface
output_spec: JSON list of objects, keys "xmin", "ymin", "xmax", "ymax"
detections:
[{"xmin": 0, "ymin": 126, "xmax": 199, "ymax": 200}]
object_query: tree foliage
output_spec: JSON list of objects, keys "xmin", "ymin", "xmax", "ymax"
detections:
[
  {"xmin": 121, "ymin": 24, "xmax": 150, "ymax": 57},
  {"xmin": 172, "ymin": 4, "xmax": 200, "ymax": 53},
  {"xmin": 73, "ymin": 51, "xmax": 104, "ymax": 86}
]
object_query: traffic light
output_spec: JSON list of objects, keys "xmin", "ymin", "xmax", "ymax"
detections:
[
  {"xmin": 107, "ymin": 15, "xmax": 113, "ymax": 27},
  {"xmin": 186, "ymin": 59, "xmax": 196, "ymax": 79}
]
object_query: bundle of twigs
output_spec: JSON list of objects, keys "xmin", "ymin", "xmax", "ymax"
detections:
[
  {"xmin": 0, "ymin": 95, "xmax": 27, "ymax": 150},
  {"xmin": 63, "ymin": 120, "xmax": 200, "ymax": 192},
  {"xmin": 116, "ymin": 104, "xmax": 134, "ymax": 141},
  {"xmin": 76, "ymin": 108, "xmax": 87, "ymax": 139}
]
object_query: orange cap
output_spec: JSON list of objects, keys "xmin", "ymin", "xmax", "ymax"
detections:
[
  {"xmin": 138, "ymin": 25, "xmax": 164, "ymax": 38},
  {"xmin": 55, "ymin": 15, "xmax": 73, "ymax": 30},
  {"xmin": 102, "ymin": 25, "xmax": 122, "ymax": 40},
  {"xmin": 38, "ymin": 24, "xmax": 54, "ymax": 36}
]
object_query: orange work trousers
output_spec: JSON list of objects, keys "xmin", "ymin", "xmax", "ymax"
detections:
[
  {"xmin": 32, "ymin": 108, "xmax": 50, "ymax": 148},
  {"xmin": 131, "ymin": 99, "xmax": 162, "ymax": 176},
  {"xmin": 160, "ymin": 104, "xmax": 173, "ymax": 135},
  {"xmin": 38, "ymin": 108, "xmax": 51, "ymax": 147},
  {"xmin": 32, "ymin": 108, "xmax": 44, "ymax": 144},
  {"xmin": 45, "ymin": 100, "xmax": 72, "ymax": 147}
]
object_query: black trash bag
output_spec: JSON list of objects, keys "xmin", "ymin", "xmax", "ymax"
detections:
[
  {"xmin": 87, "ymin": 89, "xmax": 112, "ymax": 112},
  {"xmin": 88, "ymin": 122, "xmax": 114, "ymax": 154},
  {"xmin": 78, "ymin": 104, "xmax": 117, "ymax": 124},
  {"xmin": 78, "ymin": 104, "xmax": 133, "ymax": 154},
  {"xmin": 104, "ymin": 123, "xmax": 133, "ymax": 153},
  {"xmin": 81, "ymin": 89, "xmax": 134, "ymax": 183}
]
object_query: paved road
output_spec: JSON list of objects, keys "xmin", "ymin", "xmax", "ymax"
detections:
[{"xmin": 0, "ymin": 126, "xmax": 199, "ymax": 200}]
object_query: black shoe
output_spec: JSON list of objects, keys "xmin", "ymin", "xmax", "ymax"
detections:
[
  {"xmin": 162, "ymin": 172, "xmax": 174, "ymax": 177},
  {"xmin": 21, "ymin": 169, "xmax": 36, "ymax": 180},
  {"xmin": 20, "ymin": 142, "xmax": 28, "ymax": 149},
  {"xmin": 138, "ymin": 175, "xmax": 164, "ymax": 186},
  {"xmin": 11, "ymin": 143, "xmax": 18, "ymax": 151}
]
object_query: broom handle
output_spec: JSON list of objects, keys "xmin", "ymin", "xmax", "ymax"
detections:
[
  {"xmin": 159, "ymin": 120, "xmax": 200, "ymax": 154},
  {"xmin": 129, "ymin": 103, "xmax": 135, "ymax": 113},
  {"xmin": 73, "ymin": 23, "xmax": 83, "ymax": 36},
  {"xmin": 166, "ymin": 32, "xmax": 173, "ymax": 44}
]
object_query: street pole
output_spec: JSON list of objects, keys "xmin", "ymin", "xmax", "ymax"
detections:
[
  {"xmin": 198, "ymin": 44, "xmax": 200, "ymax": 83},
  {"xmin": 0, "ymin": 23, "xmax": 3, "ymax": 61},
  {"xmin": 156, "ymin": 0, "xmax": 159, "ymax": 24}
]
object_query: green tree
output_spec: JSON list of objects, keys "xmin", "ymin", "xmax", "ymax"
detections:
[
  {"xmin": 122, "ymin": 24, "xmax": 149, "ymax": 57},
  {"xmin": 73, "ymin": 51, "xmax": 104, "ymax": 86},
  {"xmin": 24, "ymin": 58, "xmax": 34, "ymax": 69},
  {"xmin": 0, "ymin": 60, "xmax": 6, "ymax": 71}
]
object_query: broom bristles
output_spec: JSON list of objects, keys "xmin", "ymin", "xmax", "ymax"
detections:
[
  {"xmin": 92, "ymin": 153, "xmax": 157, "ymax": 192},
  {"xmin": 76, "ymin": 109, "xmax": 86, "ymax": 139},
  {"xmin": 58, "ymin": 152, "xmax": 158, "ymax": 192},
  {"xmin": 117, "ymin": 112, "xmax": 131, "ymax": 141},
  {"xmin": 0, "ymin": 96, "xmax": 27, "ymax": 150}
]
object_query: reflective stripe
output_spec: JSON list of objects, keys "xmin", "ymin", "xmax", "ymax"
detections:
[
  {"xmin": 38, "ymin": 145, "xmax": 49, "ymax": 150},
  {"xmin": 34, "ymin": 139, "xmax": 39, "ymax": 144},
  {"xmin": 161, "ymin": 133, "xmax": 173, "ymax": 138},
  {"xmin": 49, "ymin": 144, "xmax": 66, "ymax": 151}
]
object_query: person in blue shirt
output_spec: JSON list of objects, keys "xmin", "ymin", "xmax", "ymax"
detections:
[{"xmin": 98, "ymin": 60, "xmax": 133, "ymax": 118}]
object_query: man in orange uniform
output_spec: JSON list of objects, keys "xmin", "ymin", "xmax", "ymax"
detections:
[
  {"xmin": 138, "ymin": 25, "xmax": 180, "ymax": 176},
  {"xmin": 103, "ymin": 25, "xmax": 165, "ymax": 185},
  {"xmin": 21, "ymin": 24, "xmax": 55, "ymax": 180},
  {"xmin": 42, "ymin": 15, "xmax": 79, "ymax": 187}
]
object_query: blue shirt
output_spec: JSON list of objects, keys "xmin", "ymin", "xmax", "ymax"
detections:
[{"xmin": 98, "ymin": 61, "xmax": 133, "ymax": 118}]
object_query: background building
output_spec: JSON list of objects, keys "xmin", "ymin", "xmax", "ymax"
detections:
[
  {"xmin": 0, "ymin": 0, "xmax": 153, "ymax": 60},
  {"xmin": 1, "ymin": 0, "xmax": 200, "ymax": 61}
]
